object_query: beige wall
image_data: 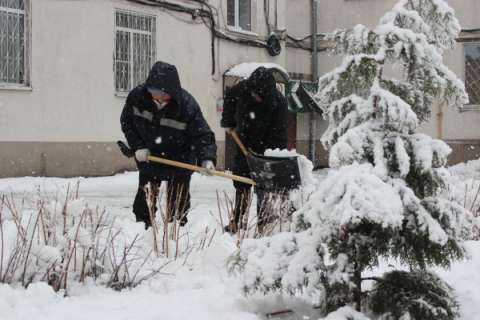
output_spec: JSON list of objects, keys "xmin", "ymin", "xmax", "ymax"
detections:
[
  {"xmin": 287, "ymin": 0, "xmax": 480, "ymax": 167},
  {"xmin": 314, "ymin": 0, "xmax": 480, "ymax": 142},
  {"xmin": 285, "ymin": 0, "xmax": 311, "ymax": 76},
  {"xmin": 0, "ymin": 0, "xmax": 478, "ymax": 177},
  {"xmin": 0, "ymin": 0, "xmax": 287, "ymax": 177},
  {"xmin": 433, "ymin": 45, "xmax": 480, "ymax": 141},
  {"xmin": 0, "ymin": 0, "xmax": 286, "ymax": 142},
  {"xmin": 0, "ymin": 142, "xmax": 135, "ymax": 177}
]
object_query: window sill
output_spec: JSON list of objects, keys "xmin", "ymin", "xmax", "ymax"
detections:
[
  {"xmin": 115, "ymin": 91, "xmax": 129, "ymax": 98},
  {"xmin": 0, "ymin": 84, "xmax": 32, "ymax": 92},
  {"xmin": 461, "ymin": 105, "xmax": 480, "ymax": 112},
  {"xmin": 226, "ymin": 26, "xmax": 259, "ymax": 39}
]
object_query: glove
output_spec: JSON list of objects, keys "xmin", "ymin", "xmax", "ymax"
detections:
[
  {"xmin": 135, "ymin": 148, "xmax": 150, "ymax": 162},
  {"xmin": 199, "ymin": 160, "xmax": 215, "ymax": 176}
]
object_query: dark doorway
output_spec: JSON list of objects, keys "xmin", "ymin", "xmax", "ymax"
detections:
[
  {"xmin": 287, "ymin": 113, "xmax": 297, "ymax": 149},
  {"xmin": 222, "ymin": 65, "xmax": 291, "ymax": 171}
]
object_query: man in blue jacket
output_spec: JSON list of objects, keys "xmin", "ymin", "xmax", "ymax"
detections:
[{"xmin": 121, "ymin": 61, "xmax": 216, "ymax": 228}]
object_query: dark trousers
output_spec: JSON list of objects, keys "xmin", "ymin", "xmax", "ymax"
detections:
[
  {"xmin": 232, "ymin": 185, "xmax": 270, "ymax": 227},
  {"xmin": 133, "ymin": 172, "xmax": 191, "ymax": 228},
  {"xmin": 233, "ymin": 183, "xmax": 294, "ymax": 230},
  {"xmin": 232, "ymin": 157, "xmax": 269, "ymax": 227}
]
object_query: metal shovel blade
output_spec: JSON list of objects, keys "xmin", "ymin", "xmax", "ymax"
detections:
[{"xmin": 246, "ymin": 152, "xmax": 301, "ymax": 191}]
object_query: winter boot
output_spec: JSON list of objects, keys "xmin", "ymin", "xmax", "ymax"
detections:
[
  {"xmin": 178, "ymin": 215, "xmax": 188, "ymax": 227},
  {"xmin": 224, "ymin": 221, "xmax": 238, "ymax": 234}
]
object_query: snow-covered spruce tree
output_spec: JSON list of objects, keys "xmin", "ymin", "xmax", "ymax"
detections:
[{"xmin": 229, "ymin": 1, "xmax": 473, "ymax": 319}]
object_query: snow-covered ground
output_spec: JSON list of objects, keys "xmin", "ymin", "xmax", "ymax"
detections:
[
  {"xmin": 0, "ymin": 173, "xmax": 313, "ymax": 320},
  {"xmin": 0, "ymin": 169, "xmax": 479, "ymax": 320}
]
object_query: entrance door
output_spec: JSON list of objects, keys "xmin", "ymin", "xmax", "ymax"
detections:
[{"xmin": 287, "ymin": 113, "xmax": 297, "ymax": 149}]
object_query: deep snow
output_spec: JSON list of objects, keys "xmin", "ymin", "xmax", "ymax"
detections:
[{"xmin": 0, "ymin": 170, "xmax": 479, "ymax": 320}]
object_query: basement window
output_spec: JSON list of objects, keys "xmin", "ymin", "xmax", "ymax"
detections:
[
  {"xmin": 227, "ymin": 0, "xmax": 252, "ymax": 32},
  {"xmin": 115, "ymin": 10, "xmax": 156, "ymax": 93},
  {"xmin": 465, "ymin": 42, "xmax": 480, "ymax": 108},
  {"xmin": 0, "ymin": 0, "xmax": 30, "ymax": 87}
]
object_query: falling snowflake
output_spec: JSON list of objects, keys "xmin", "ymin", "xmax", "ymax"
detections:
[{"xmin": 155, "ymin": 137, "xmax": 162, "ymax": 144}]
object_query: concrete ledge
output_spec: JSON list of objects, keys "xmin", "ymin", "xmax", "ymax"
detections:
[
  {"xmin": 446, "ymin": 139, "xmax": 480, "ymax": 165},
  {"xmin": 0, "ymin": 139, "xmax": 477, "ymax": 177},
  {"xmin": 0, "ymin": 141, "xmax": 227, "ymax": 178},
  {"xmin": 0, "ymin": 141, "xmax": 135, "ymax": 177}
]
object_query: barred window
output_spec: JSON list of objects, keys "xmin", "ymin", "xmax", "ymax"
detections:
[
  {"xmin": 465, "ymin": 43, "xmax": 480, "ymax": 106},
  {"xmin": 227, "ymin": 0, "xmax": 252, "ymax": 31},
  {"xmin": 115, "ymin": 10, "xmax": 156, "ymax": 93},
  {"xmin": 0, "ymin": 0, "xmax": 29, "ymax": 86}
]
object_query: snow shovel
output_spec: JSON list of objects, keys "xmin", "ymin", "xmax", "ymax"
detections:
[
  {"xmin": 228, "ymin": 131, "xmax": 301, "ymax": 191},
  {"xmin": 117, "ymin": 141, "xmax": 255, "ymax": 186}
]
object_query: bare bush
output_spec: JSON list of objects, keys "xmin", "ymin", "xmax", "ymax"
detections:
[
  {"xmin": 462, "ymin": 180, "xmax": 480, "ymax": 240},
  {"xmin": 0, "ymin": 181, "xmax": 216, "ymax": 293},
  {"xmin": 215, "ymin": 188, "xmax": 313, "ymax": 246}
]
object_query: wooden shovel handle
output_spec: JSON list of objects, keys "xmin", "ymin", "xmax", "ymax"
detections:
[
  {"xmin": 229, "ymin": 130, "xmax": 249, "ymax": 156},
  {"xmin": 147, "ymin": 155, "xmax": 255, "ymax": 186}
]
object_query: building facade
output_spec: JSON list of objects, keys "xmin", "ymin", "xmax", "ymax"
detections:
[
  {"xmin": 0, "ymin": 0, "xmax": 478, "ymax": 177},
  {"xmin": 287, "ymin": 0, "xmax": 480, "ymax": 166}
]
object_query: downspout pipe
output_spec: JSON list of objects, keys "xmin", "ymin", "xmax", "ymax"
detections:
[{"xmin": 309, "ymin": 0, "xmax": 318, "ymax": 162}]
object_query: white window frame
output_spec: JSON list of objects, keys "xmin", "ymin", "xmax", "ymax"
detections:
[
  {"xmin": 114, "ymin": 9, "xmax": 156, "ymax": 95},
  {"xmin": 463, "ymin": 42, "xmax": 480, "ymax": 111},
  {"xmin": 0, "ymin": 0, "xmax": 31, "ymax": 90},
  {"xmin": 226, "ymin": 0, "xmax": 255, "ymax": 34}
]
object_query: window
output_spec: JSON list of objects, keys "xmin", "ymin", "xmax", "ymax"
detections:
[
  {"xmin": 465, "ymin": 42, "xmax": 480, "ymax": 106},
  {"xmin": 115, "ymin": 10, "xmax": 156, "ymax": 93},
  {"xmin": 0, "ymin": 0, "xmax": 29, "ymax": 86},
  {"xmin": 227, "ymin": 0, "xmax": 252, "ymax": 32}
]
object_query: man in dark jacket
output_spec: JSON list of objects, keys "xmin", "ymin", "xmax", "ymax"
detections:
[
  {"xmin": 221, "ymin": 67, "xmax": 288, "ymax": 232},
  {"xmin": 121, "ymin": 61, "xmax": 217, "ymax": 228}
]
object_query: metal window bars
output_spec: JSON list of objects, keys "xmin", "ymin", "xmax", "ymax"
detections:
[
  {"xmin": 115, "ymin": 10, "xmax": 156, "ymax": 93},
  {"xmin": 0, "ymin": 0, "xmax": 28, "ymax": 85},
  {"xmin": 465, "ymin": 43, "xmax": 480, "ymax": 106}
]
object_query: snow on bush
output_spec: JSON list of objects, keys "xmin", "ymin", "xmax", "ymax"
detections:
[
  {"xmin": 450, "ymin": 159, "xmax": 480, "ymax": 182},
  {"xmin": 0, "ymin": 182, "xmax": 214, "ymax": 292},
  {"xmin": 320, "ymin": 306, "xmax": 370, "ymax": 320},
  {"xmin": 447, "ymin": 159, "xmax": 480, "ymax": 240},
  {"xmin": 298, "ymin": 164, "xmax": 404, "ymax": 231},
  {"xmin": 231, "ymin": 0, "xmax": 473, "ymax": 318},
  {"xmin": 230, "ymin": 231, "xmax": 325, "ymax": 296}
]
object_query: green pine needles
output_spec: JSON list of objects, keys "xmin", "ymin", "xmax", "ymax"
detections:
[
  {"xmin": 369, "ymin": 271, "xmax": 459, "ymax": 320},
  {"xmin": 229, "ymin": 1, "xmax": 473, "ymax": 319}
]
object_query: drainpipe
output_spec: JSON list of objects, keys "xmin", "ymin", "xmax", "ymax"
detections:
[
  {"xmin": 437, "ymin": 103, "xmax": 443, "ymax": 139},
  {"xmin": 309, "ymin": 0, "xmax": 318, "ymax": 162}
]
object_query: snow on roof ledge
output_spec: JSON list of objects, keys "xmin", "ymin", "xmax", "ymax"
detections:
[{"xmin": 224, "ymin": 62, "xmax": 289, "ymax": 81}]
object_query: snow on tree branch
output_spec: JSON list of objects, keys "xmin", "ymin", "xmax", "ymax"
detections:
[{"xmin": 230, "ymin": 1, "xmax": 473, "ymax": 317}]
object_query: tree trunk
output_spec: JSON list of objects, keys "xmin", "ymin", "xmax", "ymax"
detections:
[{"xmin": 353, "ymin": 261, "xmax": 362, "ymax": 311}]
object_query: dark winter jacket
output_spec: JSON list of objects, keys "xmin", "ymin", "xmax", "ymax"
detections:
[
  {"xmin": 121, "ymin": 61, "xmax": 217, "ymax": 178},
  {"xmin": 221, "ymin": 67, "xmax": 288, "ymax": 178}
]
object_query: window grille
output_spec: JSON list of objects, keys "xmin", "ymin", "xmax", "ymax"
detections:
[
  {"xmin": 0, "ymin": 0, "xmax": 29, "ymax": 86},
  {"xmin": 115, "ymin": 10, "xmax": 156, "ymax": 93},
  {"xmin": 465, "ymin": 43, "xmax": 480, "ymax": 106}
]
